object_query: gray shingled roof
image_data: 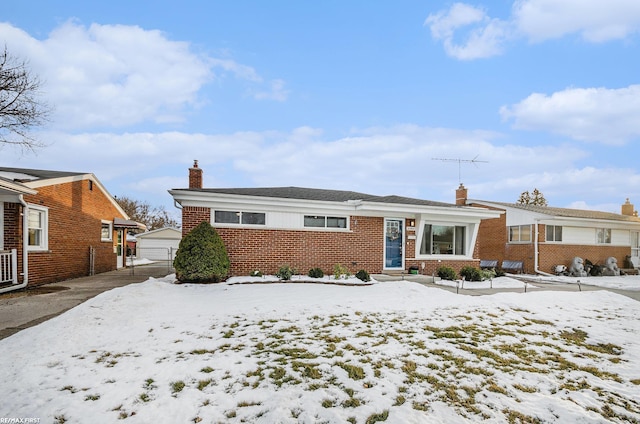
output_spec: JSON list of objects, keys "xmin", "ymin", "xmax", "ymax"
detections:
[
  {"xmin": 481, "ymin": 200, "xmax": 640, "ymax": 223},
  {"xmin": 0, "ymin": 167, "xmax": 86, "ymax": 182},
  {"xmin": 186, "ymin": 186, "xmax": 456, "ymax": 208}
]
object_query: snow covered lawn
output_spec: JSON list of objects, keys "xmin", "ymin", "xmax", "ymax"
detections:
[{"xmin": 1, "ymin": 276, "xmax": 640, "ymax": 423}]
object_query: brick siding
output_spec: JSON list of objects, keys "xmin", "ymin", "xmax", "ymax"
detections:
[
  {"xmin": 3, "ymin": 178, "xmax": 125, "ymax": 286},
  {"xmin": 182, "ymin": 210, "xmax": 482, "ymax": 277}
]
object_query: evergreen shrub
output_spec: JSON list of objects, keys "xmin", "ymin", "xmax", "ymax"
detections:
[
  {"xmin": 173, "ymin": 221, "xmax": 230, "ymax": 283},
  {"xmin": 355, "ymin": 269, "xmax": 371, "ymax": 282},
  {"xmin": 460, "ymin": 266, "xmax": 483, "ymax": 281},
  {"xmin": 437, "ymin": 266, "xmax": 457, "ymax": 281},
  {"xmin": 276, "ymin": 265, "xmax": 295, "ymax": 281},
  {"xmin": 308, "ymin": 267, "xmax": 324, "ymax": 278}
]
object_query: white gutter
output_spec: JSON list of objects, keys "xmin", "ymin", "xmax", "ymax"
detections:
[{"xmin": 0, "ymin": 196, "xmax": 29, "ymax": 293}]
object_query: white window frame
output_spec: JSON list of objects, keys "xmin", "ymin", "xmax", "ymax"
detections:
[
  {"xmin": 631, "ymin": 231, "xmax": 640, "ymax": 258},
  {"xmin": 303, "ymin": 215, "xmax": 348, "ymax": 229},
  {"xmin": 213, "ymin": 210, "xmax": 266, "ymax": 226},
  {"xmin": 27, "ymin": 204, "xmax": 49, "ymax": 251},
  {"xmin": 509, "ymin": 225, "xmax": 532, "ymax": 243},
  {"xmin": 101, "ymin": 220, "xmax": 113, "ymax": 242},
  {"xmin": 596, "ymin": 228, "xmax": 611, "ymax": 244},
  {"xmin": 546, "ymin": 225, "xmax": 562, "ymax": 242}
]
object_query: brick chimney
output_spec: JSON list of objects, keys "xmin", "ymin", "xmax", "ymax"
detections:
[
  {"xmin": 189, "ymin": 160, "xmax": 203, "ymax": 189},
  {"xmin": 455, "ymin": 183, "xmax": 468, "ymax": 206},
  {"xmin": 621, "ymin": 198, "xmax": 638, "ymax": 217}
]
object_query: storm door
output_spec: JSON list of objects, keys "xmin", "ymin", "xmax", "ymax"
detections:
[{"xmin": 384, "ymin": 218, "xmax": 404, "ymax": 270}]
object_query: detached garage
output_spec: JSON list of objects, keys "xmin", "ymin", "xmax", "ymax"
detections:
[{"xmin": 135, "ymin": 227, "xmax": 182, "ymax": 261}]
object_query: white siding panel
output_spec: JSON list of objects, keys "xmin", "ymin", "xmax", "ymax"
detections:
[
  {"xmin": 612, "ymin": 229, "xmax": 630, "ymax": 246},
  {"xmin": 268, "ymin": 212, "xmax": 302, "ymax": 229},
  {"xmin": 137, "ymin": 239, "xmax": 180, "ymax": 260},
  {"xmin": 563, "ymin": 226, "xmax": 595, "ymax": 245}
]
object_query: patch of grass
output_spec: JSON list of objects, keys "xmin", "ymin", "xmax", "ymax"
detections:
[
  {"xmin": 237, "ymin": 400, "xmax": 261, "ymax": 407},
  {"xmin": 394, "ymin": 395, "xmax": 406, "ymax": 406},
  {"xmin": 513, "ymin": 384, "xmax": 538, "ymax": 393},
  {"xmin": 170, "ymin": 380, "xmax": 185, "ymax": 394},
  {"xmin": 197, "ymin": 379, "xmax": 212, "ymax": 391},
  {"xmin": 336, "ymin": 361, "xmax": 365, "ymax": 380},
  {"xmin": 54, "ymin": 415, "xmax": 67, "ymax": 424},
  {"xmin": 321, "ymin": 398, "xmax": 335, "ymax": 408},
  {"xmin": 292, "ymin": 361, "xmax": 322, "ymax": 379},
  {"xmin": 139, "ymin": 393, "xmax": 151, "ymax": 402},
  {"xmin": 84, "ymin": 394, "xmax": 100, "ymax": 401},
  {"xmin": 366, "ymin": 410, "xmax": 389, "ymax": 423},
  {"xmin": 200, "ymin": 366, "xmax": 214, "ymax": 373},
  {"xmin": 502, "ymin": 408, "xmax": 542, "ymax": 424}
]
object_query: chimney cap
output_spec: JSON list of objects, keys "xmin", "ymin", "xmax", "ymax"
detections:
[{"xmin": 192, "ymin": 160, "xmax": 199, "ymax": 168}]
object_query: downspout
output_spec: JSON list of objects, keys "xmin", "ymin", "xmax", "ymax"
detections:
[
  {"xmin": 0, "ymin": 196, "xmax": 29, "ymax": 294},
  {"xmin": 534, "ymin": 218, "xmax": 554, "ymax": 276}
]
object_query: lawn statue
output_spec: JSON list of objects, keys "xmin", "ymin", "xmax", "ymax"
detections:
[
  {"xmin": 602, "ymin": 256, "xmax": 620, "ymax": 276},
  {"xmin": 554, "ymin": 264, "xmax": 568, "ymax": 276},
  {"xmin": 568, "ymin": 257, "xmax": 588, "ymax": 277}
]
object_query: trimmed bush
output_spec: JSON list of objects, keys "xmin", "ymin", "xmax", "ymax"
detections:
[
  {"xmin": 333, "ymin": 263, "xmax": 350, "ymax": 279},
  {"xmin": 437, "ymin": 266, "xmax": 457, "ymax": 281},
  {"xmin": 460, "ymin": 266, "xmax": 483, "ymax": 281},
  {"xmin": 173, "ymin": 221, "xmax": 229, "ymax": 283},
  {"xmin": 276, "ymin": 265, "xmax": 295, "ymax": 281},
  {"xmin": 355, "ymin": 269, "xmax": 371, "ymax": 282},
  {"xmin": 308, "ymin": 267, "xmax": 324, "ymax": 278}
]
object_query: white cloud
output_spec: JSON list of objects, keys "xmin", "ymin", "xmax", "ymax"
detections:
[
  {"xmin": 513, "ymin": 0, "xmax": 640, "ymax": 42},
  {"xmin": 425, "ymin": 3, "xmax": 511, "ymax": 60},
  {"xmin": 252, "ymin": 79, "xmax": 289, "ymax": 102},
  {"xmin": 426, "ymin": 0, "xmax": 640, "ymax": 59},
  {"xmin": 0, "ymin": 21, "xmax": 288, "ymax": 130},
  {"xmin": 500, "ymin": 85, "xmax": 640, "ymax": 145}
]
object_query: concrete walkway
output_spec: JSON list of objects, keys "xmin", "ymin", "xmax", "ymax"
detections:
[{"xmin": 0, "ymin": 263, "xmax": 173, "ymax": 340}]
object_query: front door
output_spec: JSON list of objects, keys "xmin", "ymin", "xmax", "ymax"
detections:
[{"xmin": 384, "ymin": 218, "xmax": 404, "ymax": 270}]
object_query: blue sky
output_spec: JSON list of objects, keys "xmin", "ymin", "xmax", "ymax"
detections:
[{"xmin": 2, "ymin": 1, "xmax": 640, "ymax": 221}]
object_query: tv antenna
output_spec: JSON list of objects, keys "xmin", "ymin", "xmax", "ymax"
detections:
[{"xmin": 431, "ymin": 155, "xmax": 488, "ymax": 183}]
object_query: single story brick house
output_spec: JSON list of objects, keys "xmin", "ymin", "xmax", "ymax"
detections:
[
  {"xmin": 169, "ymin": 162, "xmax": 501, "ymax": 277},
  {"xmin": 457, "ymin": 184, "xmax": 640, "ymax": 274},
  {"xmin": 0, "ymin": 167, "xmax": 144, "ymax": 293}
]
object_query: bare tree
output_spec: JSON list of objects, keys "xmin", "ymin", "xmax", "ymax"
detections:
[
  {"xmin": 517, "ymin": 188, "xmax": 548, "ymax": 206},
  {"xmin": 0, "ymin": 46, "xmax": 50, "ymax": 151},
  {"xmin": 116, "ymin": 196, "xmax": 180, "ymax": 231}
]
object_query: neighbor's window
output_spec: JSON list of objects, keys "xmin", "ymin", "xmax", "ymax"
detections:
[
  {"xmin": 509, "ymin": 225, "xmax": 531, "ymax": 243},
  {"xmin": 303, "ymin": 215, "xmax": 347, "ymax": 229},
  {"xmin": 214, "ymin": 211, "xmax": 265, "ymax": 225},
  {"xmin": 596, "ymin": 228, "xmax": 611, "ymax": 244},
  {"xmin": 420, "ymin": 224, "xmax": 465, "ymax": 255},
  {"xmin": 546, "ymin": 225, "xmax": 562, "ymax": 242},
  {"xmin": 101, "ymin": 221, "xmax": 113, "ymax": 242},
  {"xmin": 27, "ymin": 205, "xmax": 48, "ymax": 251}
]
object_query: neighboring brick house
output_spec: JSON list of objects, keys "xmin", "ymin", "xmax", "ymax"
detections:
[
  {"xmin": 169, "ymin": 161, "xmax": 501, "ymax": 277},
  {"xmin": 0, "ymin": 167, "xmax": 144, "ymax": 293},
  {"xmin": 456, "ymin": 184, "xmax": 640, "ymax": 274}
]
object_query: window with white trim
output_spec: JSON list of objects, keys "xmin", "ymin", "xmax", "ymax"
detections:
[
  {"xmin": 214, "ymin": 210, "xmax": 266, "ymax": 225},
  {"xmin": 303, "ymin": 215, "xmax": 347, "ymax": 229},
  {"xmin": 28, "ymin": 205, "xmax": 48, "ymax": 251},
  {"xmin": 419, "ymin": 224, "xmax": 466, "ymax": 255},
  {"xmin": 509, "ymin": 225, "xmax": 531, "ymax": 243},
  {"xmin": 101, "ymin": 221, "xmax": 113, "ymax": 242},
  {"xmin": 596, "ymin": 228, "xmax": 611, "ymax": 244},
  {"xmin": 546, "ymin": 225, "xmax": 562, "ymax": 242}
]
